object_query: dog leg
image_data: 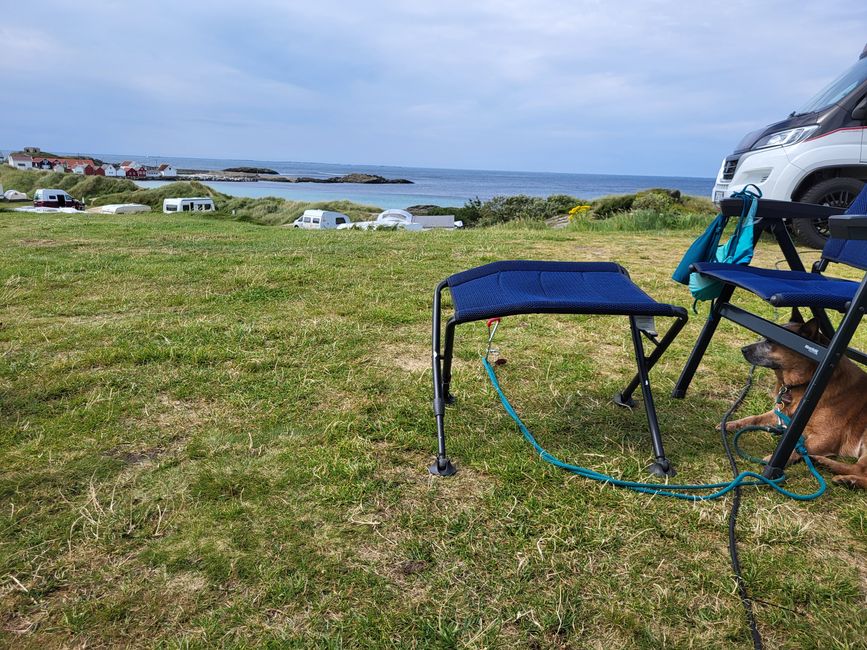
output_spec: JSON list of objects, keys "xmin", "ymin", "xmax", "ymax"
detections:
[
  {"xmin": 722, "ymin": 410, "xmax": 780, "ymax": 432},
  {"xmin": 811, "ymin": 455, "xmax": 859, "ymax": 475},
  {"xmin": 831, "ymin": 475, "xmax": 867, "ymax": 489},
  {"xmin": 760, "ymin": 433, "xmax": 841, "ymax": 467}
]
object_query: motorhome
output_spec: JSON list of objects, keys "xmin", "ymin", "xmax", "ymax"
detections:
[
  {"xmin": 291, "ymin": 209, "xmax": 351, "ymax": 229},
  {"xmin": 33, "ymin": 188, "xmax": 85, "ymax": 210},
  {"xmin": 713, "ymin": 42, "xmax": 867, "ymax": 247},
  {"xmin": 162, "ymin": 197, "xmax": 216, "ymax": 213}
]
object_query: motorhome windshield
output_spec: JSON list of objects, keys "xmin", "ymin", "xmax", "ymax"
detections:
[{"xmin": 797, "ymin": 56, "xmax": 867, "ymax": 115}]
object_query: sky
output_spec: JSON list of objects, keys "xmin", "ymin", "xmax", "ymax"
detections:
[{"xmin": 1, "ymin": 0, "xmax": 865, "ymax": 177}]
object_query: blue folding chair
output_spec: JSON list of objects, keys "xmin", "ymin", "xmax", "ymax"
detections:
[
  {"xmin": 430, "ymin": 261, "xmax": 688, "ymax": 477},
  {"xmin": 673, "ymin": 184, "xmax": 867, "ymax": 479}
]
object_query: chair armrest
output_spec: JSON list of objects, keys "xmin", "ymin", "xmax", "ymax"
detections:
[
  {"xmin": 829, "ymin": 214, "xmax": 867, "ymax": 240},
  {"xmin": 720, "ymin": 197, "xmax": 846, "ymax": 221}
]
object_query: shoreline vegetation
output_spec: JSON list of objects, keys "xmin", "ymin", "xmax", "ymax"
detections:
[{"xmin": 0, "ymin": 166, "xmax": 715, "ymax": 229}]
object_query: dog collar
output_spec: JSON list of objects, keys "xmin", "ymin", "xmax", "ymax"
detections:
[{"xmin": 777, "ymin": 382, "xmax": 809, "ymax": 405}]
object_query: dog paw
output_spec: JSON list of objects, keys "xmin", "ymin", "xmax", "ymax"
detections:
[{"xmin": 831, "ymin": 475, "xmax": 862, "ymax": 488}]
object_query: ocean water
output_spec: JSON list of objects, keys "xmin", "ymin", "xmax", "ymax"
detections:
[{"xmin": 94, "ymin": 152, "xmax": 715, "ymax": 210}]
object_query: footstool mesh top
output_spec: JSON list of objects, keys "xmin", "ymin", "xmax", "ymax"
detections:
[{"xmin": 446, "ymin": 261, "xmax": 681, "ymax": 324}]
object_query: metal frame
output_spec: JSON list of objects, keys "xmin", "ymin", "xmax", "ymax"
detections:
[
  {"xmin": 671, "ymin": 204, "xmax": 867, "ymax": 479},
  {"xmin": 430, "ymin": 280, "xmax": 688, "ymax": 478}
]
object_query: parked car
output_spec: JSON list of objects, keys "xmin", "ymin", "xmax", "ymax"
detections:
[
  {"xmin": 713, "ymin": 42, "xmax": 867, "ymax": 247},
  {"xmin": 291, "ymin": 209, "xmax": 351, "ymax": 229},
  {"xmin": 33, "ymin": 188, "xmax": 85, "ymax": 210}
]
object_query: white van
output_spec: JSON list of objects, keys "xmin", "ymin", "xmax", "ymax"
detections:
[
  {"xmin": 713, "ymin": 42, "xmax": 867, "ymax": 247},
  {"xmin": 33, "ymin": 188, "xmax": 85, "ymax": 210},
  {"xmin": 163, "ymin": 197, "xmax": 216, "ymax": 213},
  {"xmin": 291, "ymin": 209, "xmax": 351, "ymax": 229}
]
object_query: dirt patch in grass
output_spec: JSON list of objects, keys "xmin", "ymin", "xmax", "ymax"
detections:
[
  {"xmin": 373, "ymin": 341, "xmax": 430, "ymax": 373},
  {"xmin": 104, "ymin": 446, "xmax": 165, "ymax": 465}
]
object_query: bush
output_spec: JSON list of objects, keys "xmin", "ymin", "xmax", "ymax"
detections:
[
  {"xmin": 632, "ymin": 191, "xmax": 676, "ymax": 213},
  {"xmin": 590, "ymin": 194, "xmax": 635, "ymax": 219},
  {"xmin": 456, "ymin": 194, "xmax": 584, "ymax": 227}
]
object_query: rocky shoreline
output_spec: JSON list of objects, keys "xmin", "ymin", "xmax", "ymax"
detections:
[{"xmin": 176, "ymin": 170, "xmax": 413, "ymax": 184}]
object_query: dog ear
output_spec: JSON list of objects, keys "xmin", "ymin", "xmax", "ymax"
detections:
[
  {"xmin": 800, "ymin": 318, "xmax": 821, "ymax": 341},
  {"xmin": 789, "ymin": 308, "xmax": 805, "ymax": 324}
]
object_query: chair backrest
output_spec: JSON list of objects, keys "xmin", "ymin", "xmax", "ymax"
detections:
[{"xmin": 822, "ymin": 183, "xmax": 867, "ymax": 270}]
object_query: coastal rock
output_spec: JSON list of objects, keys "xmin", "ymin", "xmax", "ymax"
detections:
[
  {"xmin": 292, "ymin": 173, "xmax": 413, "ymax": 184},
  {"xmin": 223, "ymin": 167, "xmax": 278, "ymax": 174}
]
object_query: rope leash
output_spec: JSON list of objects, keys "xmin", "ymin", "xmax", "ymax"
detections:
[
  {"xmin": 482, "ymin": 356, "xmax": 826, "ymax": 501},
  {"xmin": 480, "ymin": 321, "xmax": 828, "ymax": 650}
]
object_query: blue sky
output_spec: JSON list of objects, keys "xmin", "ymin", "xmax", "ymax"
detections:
[{"xmin": 1, "ymin": 1, "xmax": 865, "ymax": 176}]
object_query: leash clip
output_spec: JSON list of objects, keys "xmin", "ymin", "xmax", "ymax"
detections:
[{"xmin": 484, "ymin": 318, "xmax": 501, "ymax": 362}]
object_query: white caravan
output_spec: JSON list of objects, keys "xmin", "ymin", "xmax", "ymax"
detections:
[{"xmin": 163, "ymin": 197, "xmax": 216, "ymax": 213}]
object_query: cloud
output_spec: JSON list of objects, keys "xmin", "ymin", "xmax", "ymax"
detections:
[{"xmin": 1, "ymin": 0, "xmax": 866, "ymax": 175}]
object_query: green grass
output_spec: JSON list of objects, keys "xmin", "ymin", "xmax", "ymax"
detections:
[{"xmin": 1, "ymin": 211, "xmax": 866, "ymax": 648}]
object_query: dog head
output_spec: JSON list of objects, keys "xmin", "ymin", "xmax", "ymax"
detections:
[{"xmin": 741, "ymin": 309, "xmax": 828, "ymax": 387}]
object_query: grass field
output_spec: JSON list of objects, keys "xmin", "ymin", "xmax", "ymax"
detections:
[{"xmin": 1, "ymin": 210, "xmax": 865, "ymax": 648}]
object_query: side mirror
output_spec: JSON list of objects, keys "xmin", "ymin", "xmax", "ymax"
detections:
[{"xmin": 853, "ymin": 96, "xmax": 867, "ymax": 121}]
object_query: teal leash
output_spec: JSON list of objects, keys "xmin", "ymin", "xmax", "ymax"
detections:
[{"xmin": 481, "ymin": 357, "xmax": 826, "ymax": 501}]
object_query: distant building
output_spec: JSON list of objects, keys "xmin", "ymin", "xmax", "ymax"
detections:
[
  {"xmin": 7, "ymin": 154, "xmax": 33, "ymax": 170},
  {"xmin": 122, "ymin": 165, "xmax": 145, "ymax": 179},
  {"xmin": 145, "ymin": 167, "xmax": 160, "ymax": 179},
  {"xmin": 93, "ymin": 165, "xmax": 105, "ymax": 176},
  {"xmin": 115, "ymin": 166, "xmax": 126, "ymax": 178},
  {"xmin": 71, "ymin": 164, "xmax": 96, "ymax": 175},
  {"xmin": 53, "ymin": 162, "xmax": 66, "ymax": 173},
  {"xmin": 37, "ymin": 159, "xmax": 53, "ymax": 170},
  {"xmin": 101, "ymin": 164, "xmax": 117, "ymax": 177},
  {"xmin": 22, "ymin": 146, "xmax": 41, "ymax": 154},
  {"xmin": 157, "ymin": 163, "xmax": 177, "ymax": 178}
]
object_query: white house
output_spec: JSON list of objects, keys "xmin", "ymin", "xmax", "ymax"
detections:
[
  {"xmin": 145, "ymin": 167, "xmax": 160, "ymax": 179},
  {"xmin": 157, "ymin": 163, "xmax": 177, "ymax": 178},
  {"xmin": 115, "ymin": 166, "xmax": 127, "ymax": 178},
  {"xmin": 71, "ymin": 164, "xmax": 86, "ymax": 175},
  {"xmin": 53, "ymin": 163, "xmax": 66, "ymax": 173},
  {"xmin": 101, "ymin": 164, "xmax": 118, "ymax": 177},
  {"xmin": 7, "ymin": 154, "xmax": 33, "ymax": 170}
]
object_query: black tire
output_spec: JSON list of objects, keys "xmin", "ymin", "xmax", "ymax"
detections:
[{"xmin": 794, "ymin": 177, "xmax": 865, "ymax": 249}]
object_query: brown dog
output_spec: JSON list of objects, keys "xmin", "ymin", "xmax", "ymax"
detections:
[{"xmin": 725, "ymin": 309, "xmax": 867, "ymax": 489}]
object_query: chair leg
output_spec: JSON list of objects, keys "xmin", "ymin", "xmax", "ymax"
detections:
[
  {"xmin": 616, "ymin": 311, "xmax": 688, "ymax": 406},
  {"xmin": 430, "ymin": 281, "xmax": 456, "ymax": 476},
  {"xmin": 629, "ymin": 317, "xmax": 676, "ymax": 477},
  {"xmin": 441, "ymin": 319, "xmax": 457, "ymax": 405},
  {"xmin": 763, "ymin": 282, "xmax": 867, "ymax": 479},
  {"xmin": 672, "ymin": 284, "xmax": 736, "ymax": 398}
]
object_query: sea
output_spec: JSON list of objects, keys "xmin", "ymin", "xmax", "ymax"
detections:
[{"xmin": 93, "ymin": 153, "xmax": 715, "ymax": 210}]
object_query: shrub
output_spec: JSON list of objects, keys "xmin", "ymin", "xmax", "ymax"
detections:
[
  {"xmin": 590, "ymin": 194, "xmax": 635, "ymax": 219},
  {"xmin": 632, "ymin": 191, "xmax": 676, "ymax": 213},
  {"xmin": 456, "ymin": 194, "xmax": 584, "ymax": 227}
]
